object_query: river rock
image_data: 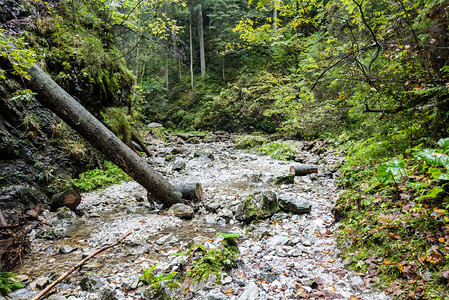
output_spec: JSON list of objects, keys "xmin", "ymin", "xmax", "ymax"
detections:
[
  {"xmin": 148, "ymin": 122, "xmax": 163, "ymax": 128},
  {"xmin": 29, "ymin": 276, "xmax": 50, "ymax": 291},
  {"xmin": 168, "ymin": 203, "xmax": 194, "ymax": 219},
  {"xmin": 59, "ymin": 245, "xmax": 75, "ymax": 254},
  {"xmin": 238, "ymin": 281, "xmax": 260, "ymax": 300},
  {"xmin": 278, "ymin": 195, "xmax": 311, "ymax": 214},
  {"xmin": 172, "ymin": 160, "xmax": 186, "ymax": 171},
  {"xmin": 99, "ymin": 283, "xmax": 117, "ymax": 300},
  {"xmin": 273, "ymin": 174, "xmax": 294, "ymax": 185},
  {"xmin": 36, "ymin": 227, "xmax": 67, "ymax": 240},
  {"xmin": 235, "ymin": 190, "xmax": 280, "ymax": 224},
  {"xmin": 156, "ymin": 233, "xmax": 178, "ymax": 246},
  {"xmin": 80, "ymin": 272, "xmax": 104, "ymax": 292},
  {"xmin": 189, "ymin": 273, "xmax": 217, "ymax": 293},
  {"xmin": 205, "ymin": 134, "xmax": 219, "ymax": 143},
  {"xmin": 56, "ymin": 206, "xmax": 77, "ymax": 220},
  {"xmin": 204, "ymin": 289, "xmax": 227, "ymax": 300},
  {"xmin": 141, "ymin": 280, "xmax": 184, "ymax": 300}
]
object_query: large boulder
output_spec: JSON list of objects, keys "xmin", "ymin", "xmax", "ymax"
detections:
[
  {"xmin": 168, "ymin": 203, "xmax": 194, "ymax": 219},
  {"xmin": 235, "ymin": 190, "xmax": 280, "ymax": 224}
]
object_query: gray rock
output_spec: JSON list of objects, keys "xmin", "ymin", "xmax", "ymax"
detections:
[
  {"xmin": 141, "ymin": 280, "xmax": 184, "ymax": 300},
  {"xmin": 56, "ymin": 207, "xmax": 77, "ymax": 220},
  {"xmin": 205, "ymin": 201, "xmax": 221, "ymax": 213},
  {"xmin": 36, "ymin": 227, "xmax": 67, "ymax": 240},
  {"xmin": 148, "ymin": 122, "xmax": 163, "ymax": 128},
  {"xmin": 189, "ymin": 273, "xmax": 217, "ymax": 293},
  {"xmin": 172, "ymin": 161, "xmax": 186, "ymax": 171},
  {"xmin": 245, "ymin": 172, "xmax": 263, "ymax": 183},
  {"xmin": 47, "ymin": 296, "xmax": 67, "ymax": 300},
  {"xmin": 278, "ymin": 196, "xmax": 311, "ymax": 214},
  {"xmin": 80, "ymin": 272, "xmax": 104, "ymax": 292},
  {"xmin": 218, "ymin": 208, "xmax": 233, "ymax": 221},
  {"xmin": 222, "ymin": 276, "xmax": 232, "ymax": 285},
  {"xmin": 273, "ymin": 174, "xmax": 294, "ymax": 185},
  {"xmin": 99, "ymin": 284, "xmax": 117, "ymax": 300},
  {"xmin": 205, "ymin": 290, "xmax": 227, "ymax": 300},
  {"xmin": 235, "ymin": 190, "xmax": 280, "ymax": 224},
  {"xmin": 29, "ymin": 277, "xmax": 50, "ymax": 291},
  {"xmin": 238, "ymin": 282, "xmax": 259, "ymax": 300},
  {"xmin": 350, "ymin": 275, "xmax": 365, "ymax": 292},
  {"xmin": 204, "ymin": 134, "xmax": 219, "ymax": 143},
  {"xmin": 168, "ymin": 203, "xmax": 194, "ymax": 219},
  {"xmin": 156, "ymin": 233, "xmax": 178, "ymax": 246},
  {"xmin": 59, "ymin": 245, "xmax": 74, "ymax": 254}
]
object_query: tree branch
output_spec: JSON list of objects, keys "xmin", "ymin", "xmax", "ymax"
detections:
[{"xmin": 31, "ymin": 230, "xmax": 131, "ymax": 300}]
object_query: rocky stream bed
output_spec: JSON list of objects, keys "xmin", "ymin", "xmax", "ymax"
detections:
[{"xmin": 5, "ymin": 134, "xmax": 389, "ymax": 300}]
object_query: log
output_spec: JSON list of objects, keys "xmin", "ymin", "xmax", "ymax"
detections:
[
  {"xmin": 289, "ymin": 165, "xmax": 318, "ymax": 176},
  {"xmin": 173, "ymin": 183, "xmax": 203, "ymax": 201},
  {"xmin": 50, "ymin": 190, "xmax": 81, "ymax": 211},
  {"xmin": 131, "ymin": 131, "xmax": 152, "ymax": 157},
  {"xmin": 2, "ymin": 62, "xmax": 182, "ymax": 207}
]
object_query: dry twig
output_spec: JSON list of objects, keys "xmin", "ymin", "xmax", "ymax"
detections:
[{"xmin": 31, "ymin": 230, "xmax": 131, "ymax": 300}]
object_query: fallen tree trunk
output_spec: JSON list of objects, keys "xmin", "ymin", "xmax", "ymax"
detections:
[
  {"xmin": 50, "ymin": 190, "xmax": 81, "ymax": 211},
  {"xmin": 173, "ymin": 183, "xmax": 203, "ymax": 201},
  {"xmin": 8, "ymin": 64, "xmax": 182, "ymax": 207},
  {"xmin": 289, "ymin": 165, "xmax": 318, "ymax": 176},
  {"xmin": 132, "ymin": 131, "xmax": 152, "ymax": 157}
]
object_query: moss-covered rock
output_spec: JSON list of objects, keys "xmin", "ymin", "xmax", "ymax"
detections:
[
  {"xmin": 235, "ymin": 190, "xmax": 280, "ymax": 224},
  {"xmin": 141, "ymin": 280, "xmax": 184, "ymax": 300}
]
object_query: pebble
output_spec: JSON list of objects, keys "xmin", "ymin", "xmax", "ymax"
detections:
[{"xmin": 9, "ymin": 139, "xmax": 387, "ymax": 300}]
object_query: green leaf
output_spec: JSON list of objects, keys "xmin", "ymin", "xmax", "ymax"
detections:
[
  {"xmin": 438, "ymin": 138, "xmax": 449, "ymax": 151},
  {"xmin": 419, "ymin": 186, "xmax": 444, "ymax": 200},
  {"xmin": 376, "ymin": 159, "xmax": 405, "ymax": 184}
]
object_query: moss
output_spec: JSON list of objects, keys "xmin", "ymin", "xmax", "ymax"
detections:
[{"xmin": 234, "ymin": 135, "xmax": 268, "ymax": 150}]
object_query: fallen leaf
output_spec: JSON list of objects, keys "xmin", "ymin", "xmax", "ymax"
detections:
[{"xmin": 327, "ymin": 259, "xmax": 336, "ymax": 263}]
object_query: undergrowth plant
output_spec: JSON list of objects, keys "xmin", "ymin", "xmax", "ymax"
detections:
[
  {"xmin": 0, "ymin": 272, "xmax": 25, "ymax": 297},
  {"xmin": 336, "ymin": 138, "xmax": 449, "ymax": 299},
  {"xmin": 69, "ymin": 161, "xmax": 130, "ymax": 192}
]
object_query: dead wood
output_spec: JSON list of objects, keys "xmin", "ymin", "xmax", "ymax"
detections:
[
  {"xmin": 173, "ymin": 183, "xmax": 203, "ymax": 202},
  {"xmin": 31, "ymin": 230, "xmax": 131, "ymax": 300},
  {"xmin": 50, "ymin": 190, "xmax": 81, "ymax": 211},
  {"xmin": 289, "ymin": 165, "xmax": 318, "ymax": 176}
]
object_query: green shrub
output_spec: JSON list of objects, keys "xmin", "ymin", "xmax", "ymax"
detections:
[
  {"xmin": 234, "ymin": 135, "xmax": 268, "ymax": 150},
  {"xmin": 257, "ymin": 142, "xmax": 297, "ymax": 160},
  {"xmin": 70, "ymin": 161, "xmax": 130, "ymax": 192},
  {"xmin": 0, "ymin": 272, "xmax": 25, "ymax": 297}
]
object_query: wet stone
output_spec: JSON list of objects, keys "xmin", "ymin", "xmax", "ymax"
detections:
[
  {"xmin": 273, "ymin": 174, "xmax": 294, "ymax": 185},
  {"xmin": 156, "ymin": 233, "xmax": 178, "ymax": 246},
  {"xmin": 56, "ymin": 206, "xmax": 77, "ymax": 220},
  {"xmin": 168, "ymin": 203, "xmax": 194, "ymax": 219},
  {"xmin": 29, "ymin": 276, "xmax": 50, "ymax": 291},
  {"xmin": 172, "ymin": 160, "xmax": 186, "ymax": 171},
  {"xmin": 238, "ymin": 282, "xmax": 260, "ymax": 300},
  {"xmin": 278, "ymin": 195, "xmax": 311, "ymax": 214},
  {"xmin": 59, "ymin": 245, "xmax": 74, "ymax": 254},
  {"xmin": 80, "ymin": 272, "xmax": 104, "ymax": 292}
]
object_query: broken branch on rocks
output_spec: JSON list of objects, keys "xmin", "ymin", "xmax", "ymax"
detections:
[{"xmin": 31, "ymin": 230, "xmax": 131, "ymax": 300}]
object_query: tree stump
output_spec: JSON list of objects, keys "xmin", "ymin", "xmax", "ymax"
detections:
[
  {"xmin": 50, "ymin": 190, "xmax": 81, "ymax": 211},
  {"xmin": 289, "ymin": 165, "xmax": 318, "ymax": 176}
]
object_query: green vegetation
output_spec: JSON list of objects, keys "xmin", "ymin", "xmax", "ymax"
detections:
[
  {"xmin": 139, "ymin": 264, "xmax": 177, "ymax": 287},
  {"xmin": 336, "ymin": 138, "xmax": 449, "ymax": 299},
  {"xmin": 0, "ymin": 272, "xmax": 25, "ymax": 297},
  {"xmin": 258, "ymin": 142, "xmax": 297, "ymax": 161},
  {"xmin": 234, "ymin": 135, "xmax": 268, "ymax": 150},
  {"xmin": 69, "ymin": 161, "xmax": 130, "ymax": 192},
  {"xmin": 186, "ymin": 233, "xmax": 240, "ymax": 281}
]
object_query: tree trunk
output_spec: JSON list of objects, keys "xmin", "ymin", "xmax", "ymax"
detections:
[
  {"xmin": 189, "ymin": 11, "xmax": 194, "ymax": 89},
  {"xmin": 15, "ymin": 64, "xmax": 182, "ymax": 207},
  {"xmin": 50, "ymin": 190, "xmax": 81, "ymax": 211},
  {"xmin": 289, "ymin": 165, "xmax": 318, "ymax": 176},
  {"xmin": 173, "ymin": 183, "xmax": 203, "ymax": 202},
  {"xmin": 197, "ymin": 5, "xmax": 206, "ymax": 78}
]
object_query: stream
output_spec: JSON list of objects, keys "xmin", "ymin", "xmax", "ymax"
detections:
[{"xmin": 5, "ymin": 134, "xmax": 389, "ymax": 300}]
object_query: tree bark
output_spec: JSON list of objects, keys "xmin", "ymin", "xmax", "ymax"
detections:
[
  {"xmin": 289, "ymin": 165, "xmax": 318, "ymax": 176},
  {"xmin": 197, "ymin": 5, "xmax": 206, "ymax": 78},
  {"xmin": 13, "ymin": 64, "xmax": 182, "ymax": 207},
  {"xmin": 50, "ymin": 190, "xmax": 81, "ymax": 211},
  {"xmin": 173, "ymin": 183, "xmax": 203, "ymax": 201}
]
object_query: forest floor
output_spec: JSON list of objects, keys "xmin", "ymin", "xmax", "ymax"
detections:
[{"xmin": 6, "ymin": 134, "xmax": 389, "ymax": 300}]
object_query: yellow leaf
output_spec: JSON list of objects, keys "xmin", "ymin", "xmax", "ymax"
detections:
[{"xmin": 439, "ymin": 238, "xmax": 445, "ymax": 243}]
